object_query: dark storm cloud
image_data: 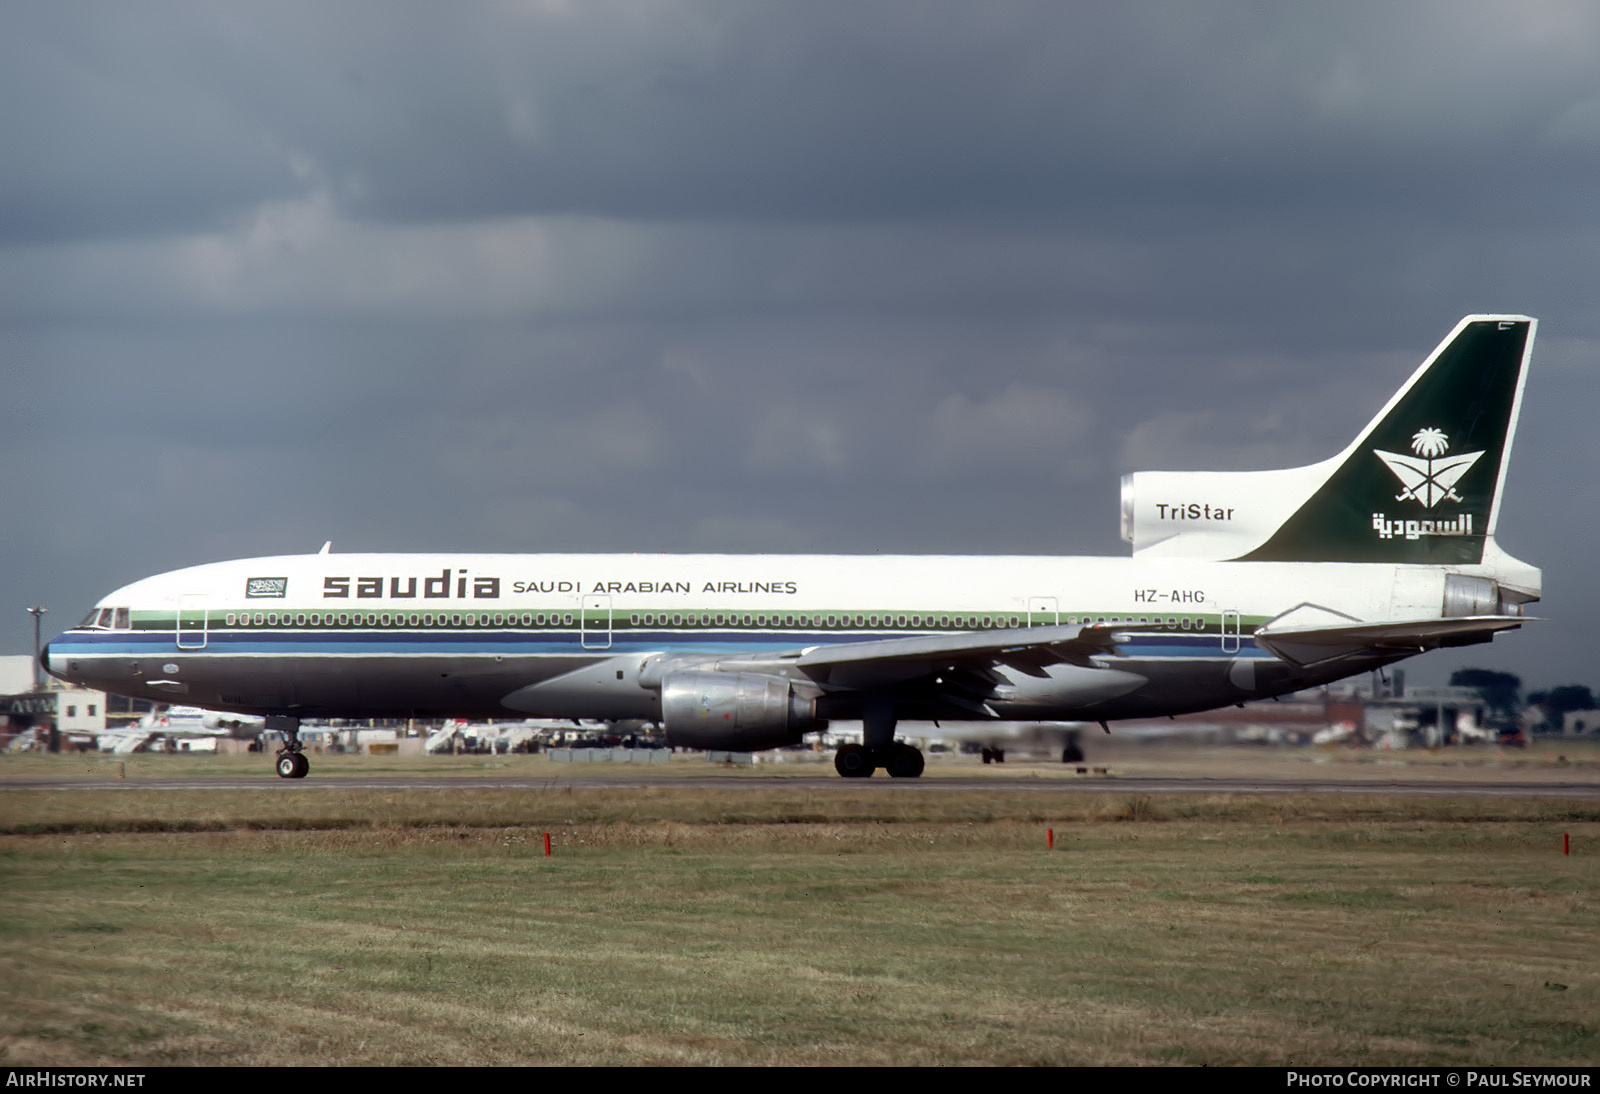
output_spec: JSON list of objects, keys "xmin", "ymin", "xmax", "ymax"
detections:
[
  {"xmin": 3, "ymin": 1, "xmax": 1598, "ymax": 689},
  {"xmin": 0, "ymin": 5, "xmax": 301, "ymax": 244},
  {"xmin": 7, "ymin": 2, "xmax": 1600, "ymax": 239}
]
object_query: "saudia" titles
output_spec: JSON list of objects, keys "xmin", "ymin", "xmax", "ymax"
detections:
[
  {"xmin": 320, "ymin": 570, "xmax": 803, "ymax": 600},
  {"xmin": 1371, "ymin": 513, "xmax": 1475, "ymax": 541},
  {"xmin": 323, "ymin": 570, "xmax": 501, "ymax": 600}
]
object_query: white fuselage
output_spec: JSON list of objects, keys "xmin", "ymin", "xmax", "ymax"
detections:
[{"xmin": 41, "ymin": 548, "xmax": 1525, "ymax": 726}]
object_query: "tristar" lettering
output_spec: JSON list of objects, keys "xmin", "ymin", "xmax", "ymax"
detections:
[
  {"xmin": 1155, "ymin": 503, "xmax": 1235, "ymax": 521},
  {"xmin": 323, "ymin": 570, "xmax": 501, "ymax": 599}
]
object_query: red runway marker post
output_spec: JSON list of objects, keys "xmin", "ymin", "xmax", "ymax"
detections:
[
  {"xmin": 1047, "ymin": 827, "xmax": 1054, "ymax": 850},
  {"xmin": 1565, "ymin": 832, "xmax": 1570, "ymax": 856},
  {"xmin": 545, "ymin": 832, "xmax": 552, "ymax": 857}
]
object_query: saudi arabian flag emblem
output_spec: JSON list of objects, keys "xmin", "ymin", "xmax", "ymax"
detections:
[{"xmin": 1374, "ymin": 428, "xmax": 1484, "ymax": 509}]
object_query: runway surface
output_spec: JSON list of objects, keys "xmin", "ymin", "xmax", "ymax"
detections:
[{"xmin": 3, "ymin": 774, "xmax": 1597, "ymax": 797}]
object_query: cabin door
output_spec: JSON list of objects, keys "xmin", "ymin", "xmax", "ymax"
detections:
[
  {"xmin": 581, "ymin": 594, "xmax": 612, "ymax": 650},
  {"xmin": 177, "ymin": 594, "xmax": 209, "ymax": 650},
  {"xmin": 1027, "ymin": 596, "xmax": 1059, "ymax": 627},
  {"xmin": 1220, "ymin": 609, "xmax": 1241, "ymax": 654}
]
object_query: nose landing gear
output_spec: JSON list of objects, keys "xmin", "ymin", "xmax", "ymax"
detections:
[{"xmin": 268, "ymin": 715, "xmax": 307, "ymax": 779}]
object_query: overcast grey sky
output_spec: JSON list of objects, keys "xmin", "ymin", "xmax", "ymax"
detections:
[{"xmin": 3, "ymin": 1, "xmax": 1596, "ymax": 690}]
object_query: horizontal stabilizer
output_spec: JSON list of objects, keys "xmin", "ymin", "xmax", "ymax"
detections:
[{"xmin": 1254, "ymin": 615, "xmax": 1526, "ymax": 667}]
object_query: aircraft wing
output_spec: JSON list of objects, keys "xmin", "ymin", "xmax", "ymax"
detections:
[
  {"xmin": 759, "ymin": 624, "xmax": 1147, "ymax": 714},
  {"xmin": 1253, "ymin": 615, "xmax": 1526, "ymax": 667},
  {"xmin": 626, "ymin": 623, "xmax": 1140, "ymax": 723},
  {"xmin": 794, "ymin": 622, "xmax": 1116, "ymax": 676}
]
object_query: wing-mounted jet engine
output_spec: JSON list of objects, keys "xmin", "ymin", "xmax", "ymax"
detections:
[{"xmin": 658, "ymin": 671, "xmax": 824, "ymax": 752}]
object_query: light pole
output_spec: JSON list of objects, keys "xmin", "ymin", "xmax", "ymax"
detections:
[{"xmin": 27, "ymin": 606, "xmax": 47, "ymax": 692}]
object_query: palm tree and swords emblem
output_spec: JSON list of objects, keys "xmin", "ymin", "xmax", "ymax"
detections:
[{"xmin": 1374, "ymin": 427, "xmax": 1484, "ymax": 508}]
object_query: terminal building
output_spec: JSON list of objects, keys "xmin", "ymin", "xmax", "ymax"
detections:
[{"xmin": 0, "ymin": 654, "xmax": 152, "ymax": 752}]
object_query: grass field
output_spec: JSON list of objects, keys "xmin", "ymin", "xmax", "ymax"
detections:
[{"xmin": 1, "ymin": 758, "xmax": 1596, "ymax": 1066}]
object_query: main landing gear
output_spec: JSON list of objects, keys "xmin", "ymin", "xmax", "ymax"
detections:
[
  {"xmin": 832, "ymin": 699, "xmax": 924, "ymax": 778},
  {"xmin": 834, "ymin": 742, "xmax": 924, "ymax": 778},
  {"xmin": 268, "ymin": 715, "xmax": 308, "ymax": 779}
]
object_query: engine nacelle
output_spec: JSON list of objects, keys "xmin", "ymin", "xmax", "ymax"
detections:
[
  {"xmin": 1120, "ymin": 468, "xmax": 1323, "ymax": 561},
  {"xmin": 1442, "ymin": 573, "xmax": 1504, "ymax": 617},
  {"xmin": 660, "ymin": 671, "xmax": 821, "ymax": 751}
]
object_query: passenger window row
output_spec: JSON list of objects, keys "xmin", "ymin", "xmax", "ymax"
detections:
[{"xmin": 210, "ymin": 611, "xmax": 1224, "ymax": 631}]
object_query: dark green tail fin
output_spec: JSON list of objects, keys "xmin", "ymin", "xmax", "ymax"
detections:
[{"xmin": 1237, "ymin": 316, "xmax": 1533, "ymax": 563}]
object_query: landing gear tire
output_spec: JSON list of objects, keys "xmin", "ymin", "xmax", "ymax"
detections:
[
  {"xmin": 268, "ymin": 716, "xmax": 306, "ymax": 780},
  {"xmin": 884, "ymin": 743, "xmax": 925, "ymax": 779},
  {"xmin": 834, "ymin": 744, "xmax": 875, "ymax": 778}
]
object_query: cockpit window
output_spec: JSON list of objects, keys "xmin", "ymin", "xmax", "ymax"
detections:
[{"xmin": 79, "ymin": 607, "xmax": 128, "ymax": 630}]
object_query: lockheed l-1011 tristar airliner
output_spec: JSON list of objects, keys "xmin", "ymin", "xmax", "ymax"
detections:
[{"xmin": 44, "ymin": 316, "xmax": 1539, "ymax": 779}]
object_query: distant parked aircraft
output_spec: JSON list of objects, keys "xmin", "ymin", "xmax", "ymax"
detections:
[{"xmin": 94, "ymin": 705, "xmax": 263, "ymax": 754}]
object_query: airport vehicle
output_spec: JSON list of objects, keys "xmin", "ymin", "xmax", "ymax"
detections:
[{"xmin": 42, "ymin": 317, "xmax": 1539, "ymax": 779}]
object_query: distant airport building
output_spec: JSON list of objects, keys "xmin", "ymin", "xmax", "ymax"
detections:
[
  {"xmin": 1, "ymin": 653, "xmax": 150, "ymax": 751},
  {"xmin": 1324, "ymin": 676, "xmax": 1493, "ymax": 747},
  {"xmin": 0, "ymin": 655, "xmax": 31, "ymax": 695}
]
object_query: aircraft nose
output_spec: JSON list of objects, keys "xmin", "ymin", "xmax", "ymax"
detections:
[{"xmin": 40, "ymin": 640, "xmax": 68, "ymax": 682}]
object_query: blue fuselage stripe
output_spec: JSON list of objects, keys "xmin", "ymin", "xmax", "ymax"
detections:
[{"xmin": 51, "ymin": 628, "xmax": 1268, "ymax": 660}]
